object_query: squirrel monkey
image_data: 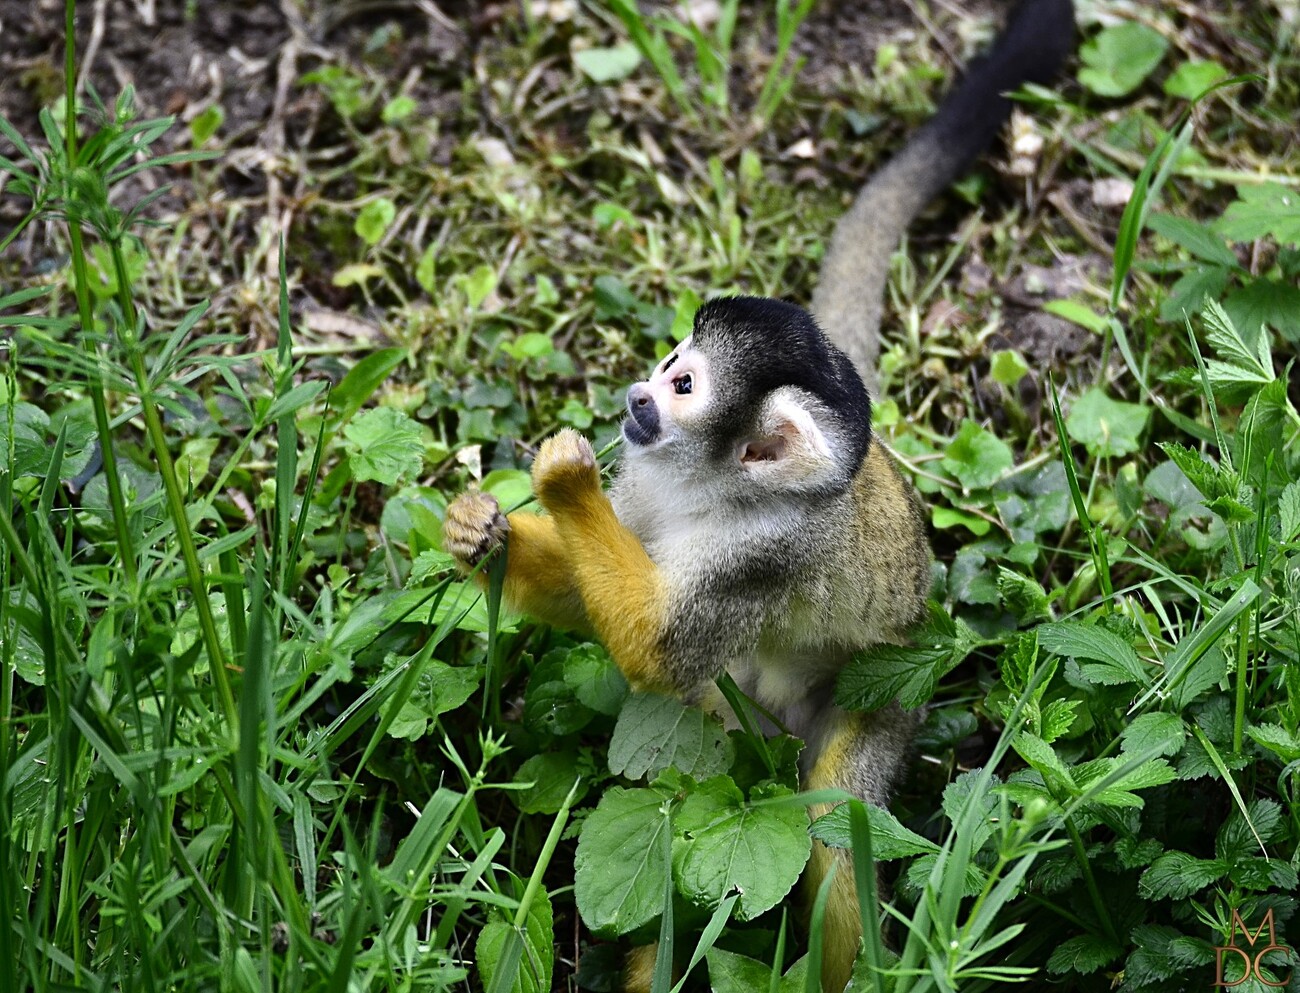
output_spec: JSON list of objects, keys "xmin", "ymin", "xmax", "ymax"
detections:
[{"xmin": 443, "ymin": 0, "xmax": 1074, "ymax": 988}]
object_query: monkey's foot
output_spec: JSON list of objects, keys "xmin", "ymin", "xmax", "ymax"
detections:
[
  {"xmin": 532, "ymin": 428, "xmax": 600, "ymax": 508},
  {"xmin": 443, "ymin": 490, "xmax": 510, "ymax": 568}
]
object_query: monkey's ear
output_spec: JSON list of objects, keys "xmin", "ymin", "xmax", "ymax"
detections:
[{"xmin": 738, "ymin": 391, "xmax": 837, "ymax": 484}]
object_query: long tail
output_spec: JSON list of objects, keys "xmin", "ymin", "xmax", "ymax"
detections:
[{"xmin": 810, "ymin": 0, "xmax": 1074, "ymax": 392}]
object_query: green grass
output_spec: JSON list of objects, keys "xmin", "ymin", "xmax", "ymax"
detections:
[{"xmin": 1, "ymin": 1, "xmax": 1298, "ymax": 991}]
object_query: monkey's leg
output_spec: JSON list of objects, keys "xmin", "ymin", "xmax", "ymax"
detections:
[
  {"xmin": 528, "ymin": 429, "xmax": 677, "ymax": 692},
  {"xmin": 443, "ymin": 490, "xmax": 589, "ymax": 631},
  {"xmin": 803, "ymin": 705, "xmax": 915, "ymax": 993}
]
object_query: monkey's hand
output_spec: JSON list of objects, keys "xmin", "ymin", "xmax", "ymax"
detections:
[
  {"xmin": 443, "ymin": 489, "xmax": 510, "ymax": 569},
  {"xmin": 531, "ymin": 428, "xmax": 601, "ymax": 513}
]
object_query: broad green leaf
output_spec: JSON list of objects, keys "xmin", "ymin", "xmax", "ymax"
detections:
[
  {"xmin": 562, "ymin": 643, "xmax": 629, "ymax": 715},
  {"xmin": 1224, "ymin": 278, "xmax": 1300, "ymax": 341},
  {"xmin": 990, "ymin": 349, "xmax": 1029, "ymax": 386},
  {"xmin": 836, "ymin": 644, "xmax": 953, "ymax": 711},
  {"xmin": 476, "ymin": 889, "xmax": 554, "ymax": 993},
  {"xmin": 1038, "ymin": 621, "xmax": 1148, "ymax": 686},
  {"xmin": 483, "ymin": 469, "xmax": 534, "ymax": 510},
  {"xmin": 379, "ymin": 659, "xmax": 482, "ymax": 739},
  {"xmin": 1216, "ymin": 799, "xmax": 1283, "ymax": 863},
  {"xmin": 674, "ymin": 783, "xmax": 810, "ymax": 921},
  {"xmin": 1162, "ymin": 59, "xmax": 1229, "ymax": 99},
  {"xmin": 524, "ymin": 649, "xmax": 596, "ymax": 737},
  {"xmin": 458, "ymin": 264, "xmax": 497, "ymax": 309},
  {"xmin": 1120, "ymin": 712, "xmax": 1186, "ymax": 758},
  {"xmin": 343, "ymin": 406, "xmax": 424, "ymax": 485},
  {"xmin": 706, "ymin": 948, "xmax": 809, "ymax": 993},
  {"xmin": 416, "ymin": 243, "xmax": 438, "ymax": 294},
  {"xmin": 931, "ymin": 505, "xmax": 992, "ymax": 536},
  {"xmin": 1217, "ymin": 182, "xmax": 1300, "ymax": 247},
  {"xmin": 332, "ymin": 262, "xmax": 384, "ymax": 286},
  {"xmin": 1138, "ymin": 850, "xmax": 1226, "ymax": 899},
  {"xmin": 942, "ymin": 419, "xmax": 1014, "ymax": 490},
  {"xmin": 355, "ymin": 197, "xmax": 397, "ymax": 246},
  {"xmin": 1046, "ymin": 934, "xmax": 1124, "ymax": 975},
  {"xmin": 997, "ymin": 568, "xmax": 1052, "ymax": 624},
  {"xmin": 837, "ymin": 604, "xmax": 980, "ymax": 710},
  {"xmin": 1246, "ymin": 722, "xmax": 1300, "ymax": 762},
  {"xmin": 1082, "ymin": 757, "xmax": 1178, "ymax": 807},
  {"xmin": 1147, "ymin": 212, "xmax": 1238, "ymax": 267},
  {"xmin": 189, "ymin": 104, "xmax": 224, "ymax": 145},
  {"xmin": 1040, "ymin": 699, "xmax": 1080, "ymax": 743},
  {"xmin": 808, "ymin": 802, "xmax": 939, "ymax": 860},
  {"xmin": 1157, "ymin": 442, "xmax": 1226, "ymax": 502},
  {"xmin": 1078, "ymin": 22, "xmax": 1169, "ymax": 97},
  {"xmin": 593, "ymin": 275, "xmax": 638, "ymax": 320},
  {"xmin": 574, "ymin": 43, "xmax": 642, "ymax": 83},
  {"xmin": 1279, "ymin": 481, "xmax": 1300, "ymax": 542},
  {"xmin": 513, "ymin": 752, "xmax": 589, "ymax": 815},
  {"xmin": 575, "ymin": 785, "xmax": 674, "ymax": 935},
  {"xmin": 1201, "ymin": 296, "xmax": 1269, "ymax": 376},
  {"xmin": 1065, "ymin": 387, "xmax": 1150, "ymax": 457},
  {"xmin": 608, "ymin": 693, "xmax": 733, "ymax": 780},
  {"xmin": 330, "ymin": 347, "xmax": 407, "ymax": 425},
  {"xmin": 1013, "ymin": 732, "xmax": 1076, "ymax": 796},
  {"xmin": 382, "ymin": 95, "xmax": 416, "ymax": 124}
]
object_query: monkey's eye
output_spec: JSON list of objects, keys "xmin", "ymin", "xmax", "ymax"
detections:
[{"xmin": 673, "ymin": 374, "xmax": 693, "ymax": 395}]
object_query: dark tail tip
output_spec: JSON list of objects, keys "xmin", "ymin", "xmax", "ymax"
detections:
[{"xmin": 925, "ymin": 0, "xmax": 1075, "ymax": 174}]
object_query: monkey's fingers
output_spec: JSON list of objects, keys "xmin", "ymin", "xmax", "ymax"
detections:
[
  {"xmin": 443, "ymin": 490, "xmax": 510, "ymax": 568},
  {"xmin": 532, "ymin": 428, "xmax": 600, "ymax": 510}
]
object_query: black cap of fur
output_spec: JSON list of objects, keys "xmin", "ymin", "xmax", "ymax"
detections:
[{"xmin": 692, "ymin": 296, "xmax": 872, "ymax": 475}]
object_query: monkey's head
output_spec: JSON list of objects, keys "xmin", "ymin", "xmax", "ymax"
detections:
[{"xmin": 620, "ymin": 296, "xmax": 872, "ymax": 497}]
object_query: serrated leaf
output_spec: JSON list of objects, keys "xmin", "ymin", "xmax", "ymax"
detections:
[
  {"xmin": 1224, "ymin": 278, "xmax": 1300, "ymax": 341},
  {"xmin": 342, "ymin": 406, "xmax": 424, "ymax": 485},
  {"xmin": 837, "ymin": 604, "xmax": 980, "ymax": 710},
  {"xmin": 674, "ymin": 784, "xmax": 810, "ymax": 921},
  {"xmin": 1216, "ymin": 798, "xmax": 1282, "ymax": 864},
  {"xmin": 942, "ymin": 419, "xmax": 1014, "ymax": 490},
  {"xmin": 1040, "ymin": 699, "xmax": 1080, "ymax": 743},
  {"xmin": 607, "ymin": 693, "xmax": 733, "ymax": 780},
  {"xmin": 1278, "ymin": 482, "xmax": 1300, "ymax": 542},
  {"xmin": 1246, "ymin": 722, "xmax": 1300, "ymax": 762},
  {"xmin": 1078, "ymin": 22, "xmax": 1169, "ymax": 97},
  {"xmin": 1217, "ymin": 182, "xmax": 1300, "ymax": 247},
  {"xmin": 1120, "ymin": 712, "xmax": 1186, "ymax": 758},
  {"xmin": 1038, "ymin": 621, "xmax": 1148, "ymax": 687},
  {"xmin": 1147, "ymin": 212, "xmax": 1238, "ymax": 267},
  {"xmin": 1157, "ymin": 442, "xmax": 1225, "ymax": 501},
  {"xmin": 997, "ymin": 568, "xmax": 1053, "ymax": 624},
  {"xmin": 1013, "ymin": 732, "xmax": 1076, "ymax": 795},
  {"xmin": 1065, "ymin": 387, "xmax": 1150, "ymax": 457},
  {"xmin": 1159, "ymin": 264, "xmax": 1233, "ymax": 324},
  {"xmin": 1139, "ymin": 850, "xmax": 1227, "ymax": 899},
  {"xmin": 575, "ymin": 786, "xmax": 673, "ymax": 936},
  {"xmin": 1046, "ymin": 934, "xmax": 1124, "ymax": 975},
  {"xmin": 1202, "ymin": 297, "xmax": 1275, "ymax": 377},
  {"xmin": 808, "ymin": 803, "xmax": 940, "ymax": 860}
]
